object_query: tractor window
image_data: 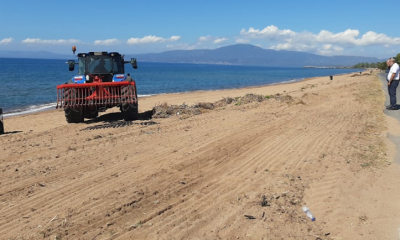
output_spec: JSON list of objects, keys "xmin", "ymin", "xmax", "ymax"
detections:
[
  {"xmin": 78, "ymin": 58, "xmax": 85, "ymax": 75},
  {"xmin": 88, "ymin": 57, "xmax": 112, "ymax": 74},
  {"xmin": 112, "ymin": 57, "xmax": 124, "ymax": 73}
]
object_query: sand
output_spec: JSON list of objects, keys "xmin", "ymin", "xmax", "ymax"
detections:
[{"xmin": 1, "ymin": 71, "xmax": 400, "ymax": 240}]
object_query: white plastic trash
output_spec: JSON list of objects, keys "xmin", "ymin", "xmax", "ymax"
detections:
[{"xmin": 302, "ymin": 206, "xmax": 315, "ymax": 221}]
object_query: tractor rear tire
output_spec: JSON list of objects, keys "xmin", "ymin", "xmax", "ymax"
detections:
[
  {"xmin": 121, "ymin": 103, "xmax": 138, "ymax": 121},
  {"xmin": 64, "ymin": 88, "xmax": 84, "ymax": 123},
  {"xmin": 121, "ymin": 84, "xmax": 138, "ymax": 121}
]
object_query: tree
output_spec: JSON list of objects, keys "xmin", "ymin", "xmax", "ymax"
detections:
[
  {"xmin": 396, "ymin": 53, "xmax": 400, "ymax": 64},
  {"xmin": 377, "ymin": 61, "xmax": 387, "ymax": 70}
]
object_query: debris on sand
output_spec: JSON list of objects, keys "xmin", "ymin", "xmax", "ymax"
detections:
[
  {"xmin": 152, "ymin": 103, "xmax": 202, "ymax": 119},
  {"xmin": 152, "ymin": 93, "xmax": 294, "ymax": 118}
]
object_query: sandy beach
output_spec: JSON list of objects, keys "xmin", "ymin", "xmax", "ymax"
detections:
[{"xmin": 1, "ymin": 71, "xmax": 400, "ymax": 239}]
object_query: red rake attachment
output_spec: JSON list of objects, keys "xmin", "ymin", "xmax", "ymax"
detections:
[{"xmin": 56, "ymin": 82, "xmax": 137, "ymax": 109}]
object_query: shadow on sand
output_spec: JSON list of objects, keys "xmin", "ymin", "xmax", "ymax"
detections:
[{"xmin": 83, "ymin": 110, "xmax": 154, "ymax": 124}]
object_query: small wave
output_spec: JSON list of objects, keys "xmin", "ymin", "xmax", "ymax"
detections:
[
  {"xmin": 268, "ymin": 78, "xmax": 303, "ymax": 86},
  {"xmin": 3, "ymin": 96, "xmax": 152, "ymax": 118},
  {"xmin": 3, "ymin": 103, "xmax": 57, "ymax": 118},
  {"xmin": 138, "ymin": 94, "xmax": 154, "ymax": 97}
]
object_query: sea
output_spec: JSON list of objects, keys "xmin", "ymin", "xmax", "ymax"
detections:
[{"xmin": 0, "ymin": 58, "xmax": 360, "ymax": 117}]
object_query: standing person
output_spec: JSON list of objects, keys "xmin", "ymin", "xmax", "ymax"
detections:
[{"xmin": 387, "ymin": 57, "xmax": 400, "ymax": 110}]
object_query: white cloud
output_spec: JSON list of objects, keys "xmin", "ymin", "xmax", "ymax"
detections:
[
  {"xmin": 169, "ymin": 36, "xmax": 181, "ymax": 41},
  {"xmin": 270, "ymin": 43, "xmax": 293, "ymax": 50},
  {"xmin": 314, "ymin": 29, "xmax": 360, "ymax": 45},
  {"xmin": 127, "ymin": 35, "xmax": 180, "ymax": 45},
  {"xmin": 313, "ymin": 30, "xmax": 400, "ymax": 46},
  {"xmin": 94, "ymin": 38, "xmax": 119, "ymax": 45},
  {"xmin": 316, "ymin": 30, "xmax": 400, "ymax": 48},
  {"xmin": 166, "ymin": 43, "xmax": 197, "ymax": 50},
  {"xmin": 214, "ymin": 38, "xmax": 228, "ymax": 44},
  {"xmin": 317, "ymin": 44, "xmax": 344, "ymax": 55},
  {"xmin": 21, "ymin": 38, "xmax": 81, "ymax": 45},
  {"xmin": 323, "ymin": 44, "xmax": 333, "ymax": 50},
  {"xmin": 0, "ymin": 38, "xmax": 13, "ymax": 44},
  {"xmin": 240, "ymin": 25, "xmax": 400, "ymax": 55},
  {"xmin": 356, "ymin": 31, "xmax": 400, "ymax": 46},
  {"xmin": 235, "ymin": 38, "xmax": 249, "ymax": 44},
  {"xmin": 240, "ymin": 25, "xmax": 296, "ymax": 40},
  {"xmin": 197, "ymin": 36, "xmax": 229, "ymax": 44},
  {"xmin": 6, "ymin": 25, "xmax": 396, "ymax": 58},
  {"xmin": 271, "ymin": 43, "xmax": 316, "ymax": 52},
  {"xmin": 199, "ymin": 36, "xmax": 211, "ymax": 42}
]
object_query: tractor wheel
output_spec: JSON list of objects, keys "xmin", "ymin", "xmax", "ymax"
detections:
[
  {"xmin": 84, "ymin": 107, "xmax": 98, "ymax": 119},
  {"xmin": 65, "ymin": 107, "xmax": 84, "ymax": 123},
  {"xmin": 0, "ymin": 120, "xmax": 4, "ymax": 134},
  {"xmin": 64, "ymin": 88, "xmax": 84, "ymax": 123},
  {"xmin": 121, "ymin": 84, "xmax": 138, "ymax": 121}
]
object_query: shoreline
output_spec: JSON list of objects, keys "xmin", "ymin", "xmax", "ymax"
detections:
[
  {"xmin": 2, "ymin": 71, "xmax": 362, "ymax": 120},
  {"xmin": 1, "ymin": 77, "xmax": 306, "ymax": 118}
]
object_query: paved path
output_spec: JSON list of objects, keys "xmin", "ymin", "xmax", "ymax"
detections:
[{"xmin": 378, "ymin": 72, "xmax": 400, "ymax": 164}]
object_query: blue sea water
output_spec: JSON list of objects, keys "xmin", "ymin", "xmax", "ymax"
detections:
[{"xmin": 0, "ymin": 58, "xmax": 360, "ymax": 117}]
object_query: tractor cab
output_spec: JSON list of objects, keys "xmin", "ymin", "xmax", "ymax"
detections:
[{"xmin": 67, "ymin": 52, "xmax": 137, "ymax": 83}]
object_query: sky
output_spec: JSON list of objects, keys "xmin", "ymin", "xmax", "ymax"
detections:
[{"xmin": 0, "ymin": 0, "xmax": 398, "ymax": 59}]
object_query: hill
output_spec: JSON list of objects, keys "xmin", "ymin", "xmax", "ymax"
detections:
[
  {"xmin": 0, "ymin": 44, "xmax": 380, "ymax": 67},
  {"xmin": 127, "ymin": 44, "xmax": 379, "ymax": 67},
  {"xmin": 0, "ymin": 50, "xmax": 71, "ymax": 59}
]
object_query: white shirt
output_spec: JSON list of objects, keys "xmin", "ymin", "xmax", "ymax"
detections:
[{"xmin": 387, "ymin": 62, "xmax": 400, "ymax": 81}]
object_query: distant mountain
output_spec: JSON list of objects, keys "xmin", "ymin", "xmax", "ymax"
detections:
[
  {"xmin": 0, "ymin": 50, "xmax": 71, "ymax": 59},
  {"xmin": 0, "ymin": 44, "xmax": 380, "ymax": 67},
  {"xmin": 127, "ymin": 44, "xmax": 380, "ymax": 67}
]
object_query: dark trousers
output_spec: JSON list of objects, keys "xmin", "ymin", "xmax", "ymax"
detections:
[{"xmin": 388, "ymin": 80, "xmax": 400, "ymax": 106}]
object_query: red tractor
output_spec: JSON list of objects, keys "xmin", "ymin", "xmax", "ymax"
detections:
[{"xmin": 56, "ymin": 48, "xmax": 139, "ymax": 123}]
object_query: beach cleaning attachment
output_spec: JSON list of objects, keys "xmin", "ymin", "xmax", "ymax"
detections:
[{"xmin": 56, "ymin": 81, "xmax": 137, "ymax": 109}]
